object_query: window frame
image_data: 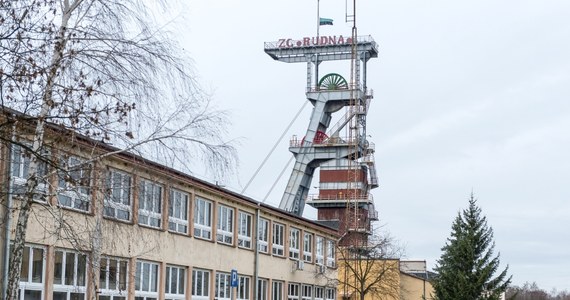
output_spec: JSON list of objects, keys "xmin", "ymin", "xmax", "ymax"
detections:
[
  {"xmin": 216, "ymin": 205, "xmax": 234, "ymax": 245},
  {"xmin": 10, "ymin": 143, "xmax": 49, "ymax": 201},
  {"xmin": 165, "ymin": 265, "xmax": 186, "ymax": 300},
  {"xmin": 138, "ymin": 178, "xmax": 163, "ymax": 228},
  {"xmin": 98, "ymin": 295, "xmax": 127, "ymax": 300},
  {"xmin": 301, "ymin": 285, "xmax": 313, "ymax": 300},
  {"xmin": 289, "ymin": 227, "xmax": 300, "ymax": 260},
  {"xmin": 326, "ymin": 240, "xmax": 336, "ymax": 268},
  {"xmin": 134, "ymin": 260, "xmax": 160, "ymax": 300},
  {"xmin": 237, "ymin": 275, "xmax": 251, "ymax": 300},
  {"xmin": 315, "ymin": 287, "xmax": 324, "ymax": 300},
  {"xmin": 104, "ymin": 169, "xmax": 132, "ymax": 221},
  {"xmin": 315, "ymin": 236, "xmax": 325, "ymax": 266},
  {"xmin": 57, "ymin": 155, "xmax": 92, "ymax": 212},
  {"xmin": 325, "ymin": 288, "xmax": 336, "ymax": 300},
  {"xmin": 17, "ymin": 244, "xmax": 46, "ymax": 300},
  {"xmin": 272, "ymin": 223, "xmax": 285, "ymax": 256},
  {"xmin": 303, "ymin": 232, "xmax": 313, "ymax": 263},
  {"xmin": 194, "ymin": 197, "xmax": 213, "ymax": 240},
  {"xmin": 99, "ymin": 256, "xmax": 129, "ymax": 299},
  {"xmin": 272, "ymin": 280, "xmax": 284, "ymax": 300},
  {"xmin": 192, "ymin": 269, "xmax": 210, "ymax": 300},
  {"xmin": 52, "ymin": 249, "xmax": 88, "ymax": 300},
  {"xmin": 257, "ymin": 278, "xmax": 268, "ymax": 300},
  {"xmin": 215, "ymin": 272, "xmax": 231, "ymax": 300},
  {"xmin": 237, "ymin": 211, "xmax": 253, "ymax": 249},
  {"xmin": 168, "ymin": 188, "xmax": 189, "ymax": 234},
  {"xmin": 257, "ymin": 218, "xmax": 269, "ymax": 253},
  {"xmin": 287, "ymin": 283, "xmax": 300, "ymax": 300}
]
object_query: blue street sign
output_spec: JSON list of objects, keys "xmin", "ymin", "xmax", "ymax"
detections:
[{"xmin": 230, "ymin": 269, "xmax": 238, "ymax": 287}]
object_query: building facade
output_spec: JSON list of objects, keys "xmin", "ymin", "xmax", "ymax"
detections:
[
  {"xmin": 337, "ymin": 258, "xmax": 434, "ymax": 300},
  {"xmin": 399, "ymin": 261, "xmax": 435, "ymax": 300},
  {"xmin": 0, "ymin": 124, "xmax": 339, "ymax": 300}
]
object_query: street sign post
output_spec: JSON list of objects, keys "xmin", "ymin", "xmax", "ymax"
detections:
[
  {"xmin": 231, "ymin": 269, "xmax": 238, "ymax": 300},
  {"xmin": 231, "ymin": 269, "xmax": 238, "ymax": 287}
]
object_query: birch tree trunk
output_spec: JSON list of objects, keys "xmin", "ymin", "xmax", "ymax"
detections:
[
  {"xmin": 88, "ymin": 161, "xmax": 104, "ymax": 300},
  {"xmin": 6, "ymin": 4, "xmax": 73, "ymax": 298}
]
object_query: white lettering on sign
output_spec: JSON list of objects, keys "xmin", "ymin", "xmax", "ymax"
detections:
[{"xmin": 277, "ymin": 35, "xmax": 352, "ymax": 48}]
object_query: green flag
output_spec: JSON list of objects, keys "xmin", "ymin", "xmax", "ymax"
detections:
[{"xmin": 319, "ymin": 18, "xmax": 333, "ymax": 26}]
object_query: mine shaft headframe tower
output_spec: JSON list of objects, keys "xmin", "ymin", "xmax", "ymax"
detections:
[{"xmin": 264, "ymin": 36, "xmax": 378, "ymax": 216}]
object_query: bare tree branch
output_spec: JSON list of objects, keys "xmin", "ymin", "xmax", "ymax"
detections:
[
  {"xmin": 335, "ymin": 228, "xmax": 404, "ymax": 300},
  {"xmin": 1, "ymin": 1, "xmax": 237, "ymax": 298}
]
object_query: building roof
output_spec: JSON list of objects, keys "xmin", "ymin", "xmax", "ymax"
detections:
[
  {"xmin": 401, "ymin": 270, "xmax": 438, "ymax": 281},
  {"xmin": 1, "ymin": 106, "xmax": 340, "ymax": 236}
]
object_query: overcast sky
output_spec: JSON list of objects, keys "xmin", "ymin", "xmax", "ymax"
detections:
[{"xmin": 166, "ymin": 0, "xmax": 570, "ymax": 291}]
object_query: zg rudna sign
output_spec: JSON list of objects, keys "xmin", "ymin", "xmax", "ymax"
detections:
[{"xmin": 277, "ymin": 35, "xmax": 354, "ymax": 48}]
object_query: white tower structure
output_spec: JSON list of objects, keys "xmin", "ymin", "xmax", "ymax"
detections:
[{"xmin": 264, "ymin": 35, "xmax": 379, "ymax": 223}]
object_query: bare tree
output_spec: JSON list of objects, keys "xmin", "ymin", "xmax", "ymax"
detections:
[
  {"xmin": 506, "ymin": 282, "xmax": 570, "ymax": 300},
  {"xmin": 335, "ymin": 229, "xmax": 404, "ymax": 300},
  {"xmin": 0, "ymin": 0, "xmax": 236, "ymax": 299}
]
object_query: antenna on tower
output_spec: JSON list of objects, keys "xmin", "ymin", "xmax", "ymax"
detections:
[
  {"xmin": 346, "ymin": 0, "xmax": 359, "ymax": 242},
  {"xmin": 317, "ymin": 0, "xmax": 321, "ymax": 38},
  {"xmin": 345, "ymin": 0, "xmax": 355, "ymax": 23}
]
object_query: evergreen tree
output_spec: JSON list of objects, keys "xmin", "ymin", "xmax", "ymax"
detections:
[{"xmin": 433, "ymin": 194, "xmax": 512, "ymax": 300}]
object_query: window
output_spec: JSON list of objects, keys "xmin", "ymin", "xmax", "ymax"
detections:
[
  {"xmin": 257, "ymin": 278, "xmax": 268, "ymax": 300},
  {"xmin": 169, "ymin": 189, "xmax": 189, "ymax": 234},
  {"xmin": 99, "ymin": 295, "xmax": 127, "ymax": 300},
  {"xmin": 315, "ymin": 287, "xmax": 324, "ymax": 300},
  {"xmin": 287, "ymin": 283, "xmax": 300, "ymax": 300},
  {"xmin": 319, "ymin": 181, "xmax": 364, "ymax": 190},
  {"xmin": 192, "ymin": 269, "xmax": 210, "ymax": 300},
  {"xmin": 18, "ymin": 289, "xmax": 43, "ymax": 300},
  {"xmin": 326, "ymin": 240, "xmax": 336, "ymax": 268},
  {"xmin": 11, "ymin": 144, "xmax": 49, "ymax": 200},
  {"xmin": 99, "ymin": 256, "xmax": 128, "ymax": 300},
  {"xmin": 138, "ymin": 179, "xmax": 163, "ymax": 228},
  {"xmin": 215, "ymin": 272, "xmax": 231, "ymax": 300},
  {"xmin": 16, "ymin": 245, "xmax": 45, "ymax": 300},
  {"xmin": 257, "ymin": 218, "xmax": 269, "ymax": 253},
  {"xmin": 134, "ymin": 260, "xmax": 159, "ymax": 300},
  {"xmin": 237, "ymin": 276, "xmax": 250, "ymax": 300},
  {"xmin": 194, "ymin": 197, "xmax": 212, "ymax": 240},
  {"xmin": 325, "ymin": 288, "xmax": 336, "ymax": 300},
  {"xmin": 272, "ymin": 223, "xmax": 284, "ymax": 256},
  {"xmin": 272, "ymin": 281, "xmax": 283, "ymax": 300},
  {"xmin": 303, "ymin": 233, "xmax": 313, "ymax": 263},
  {"xmin": 57, "ymin": 155, "xmax": 91, "ymax": 212},
  {"xmin": 302, "ymin": 285, "xmax": 313, "ymax": 300},
  {"xmin": 104, "ymin": 169, "xmax": 132, "ymax": 221},
  {"xmin": 217, "ymin": 205, "xmax": 234, "ymax": 245},
  {"xmin": 289, "ymin": 228, "xmax": 300, "ymax": 260},
  {"xmin": 315, "ymin": 236, "xmax": 324, "ymax": 265},
  {"xmin": 53, "ymin": 249, "xmax": 87, "ymax": 300},
  {"xmin": 237, "ymin": 211, "xmax": 252, "ymax": 249},
  {"xmin": 165, "ymin": 265, "xmax": 186, "ymax": 300}
]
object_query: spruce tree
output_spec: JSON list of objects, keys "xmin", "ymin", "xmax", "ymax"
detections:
[{"xmin": 433, "ymin": 194, "xmax": 512, "ymax": 300}]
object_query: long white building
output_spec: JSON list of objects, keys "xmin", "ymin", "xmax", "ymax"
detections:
[{"xmin": 0, "ymin": 117, "xmax": 339, "ymax": 300}]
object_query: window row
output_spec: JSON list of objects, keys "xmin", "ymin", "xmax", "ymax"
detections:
[
  {"xmin": 11, "ymin": 146, "xmax": 337, "ymax": 266},
  {"xmin": 14, "ymin": 245, "xmax": 335, "ymax": 300},
  {"xmin": 9, "ymin": 145, "xmax": 188, "ymax": 232},
  {"xmin": 284, "ymin": 282, "xmax": 336, "ymax": 300},
  {"xmin": 260, "ymin": 220, "xmax": 336, "ymax": 267}
]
